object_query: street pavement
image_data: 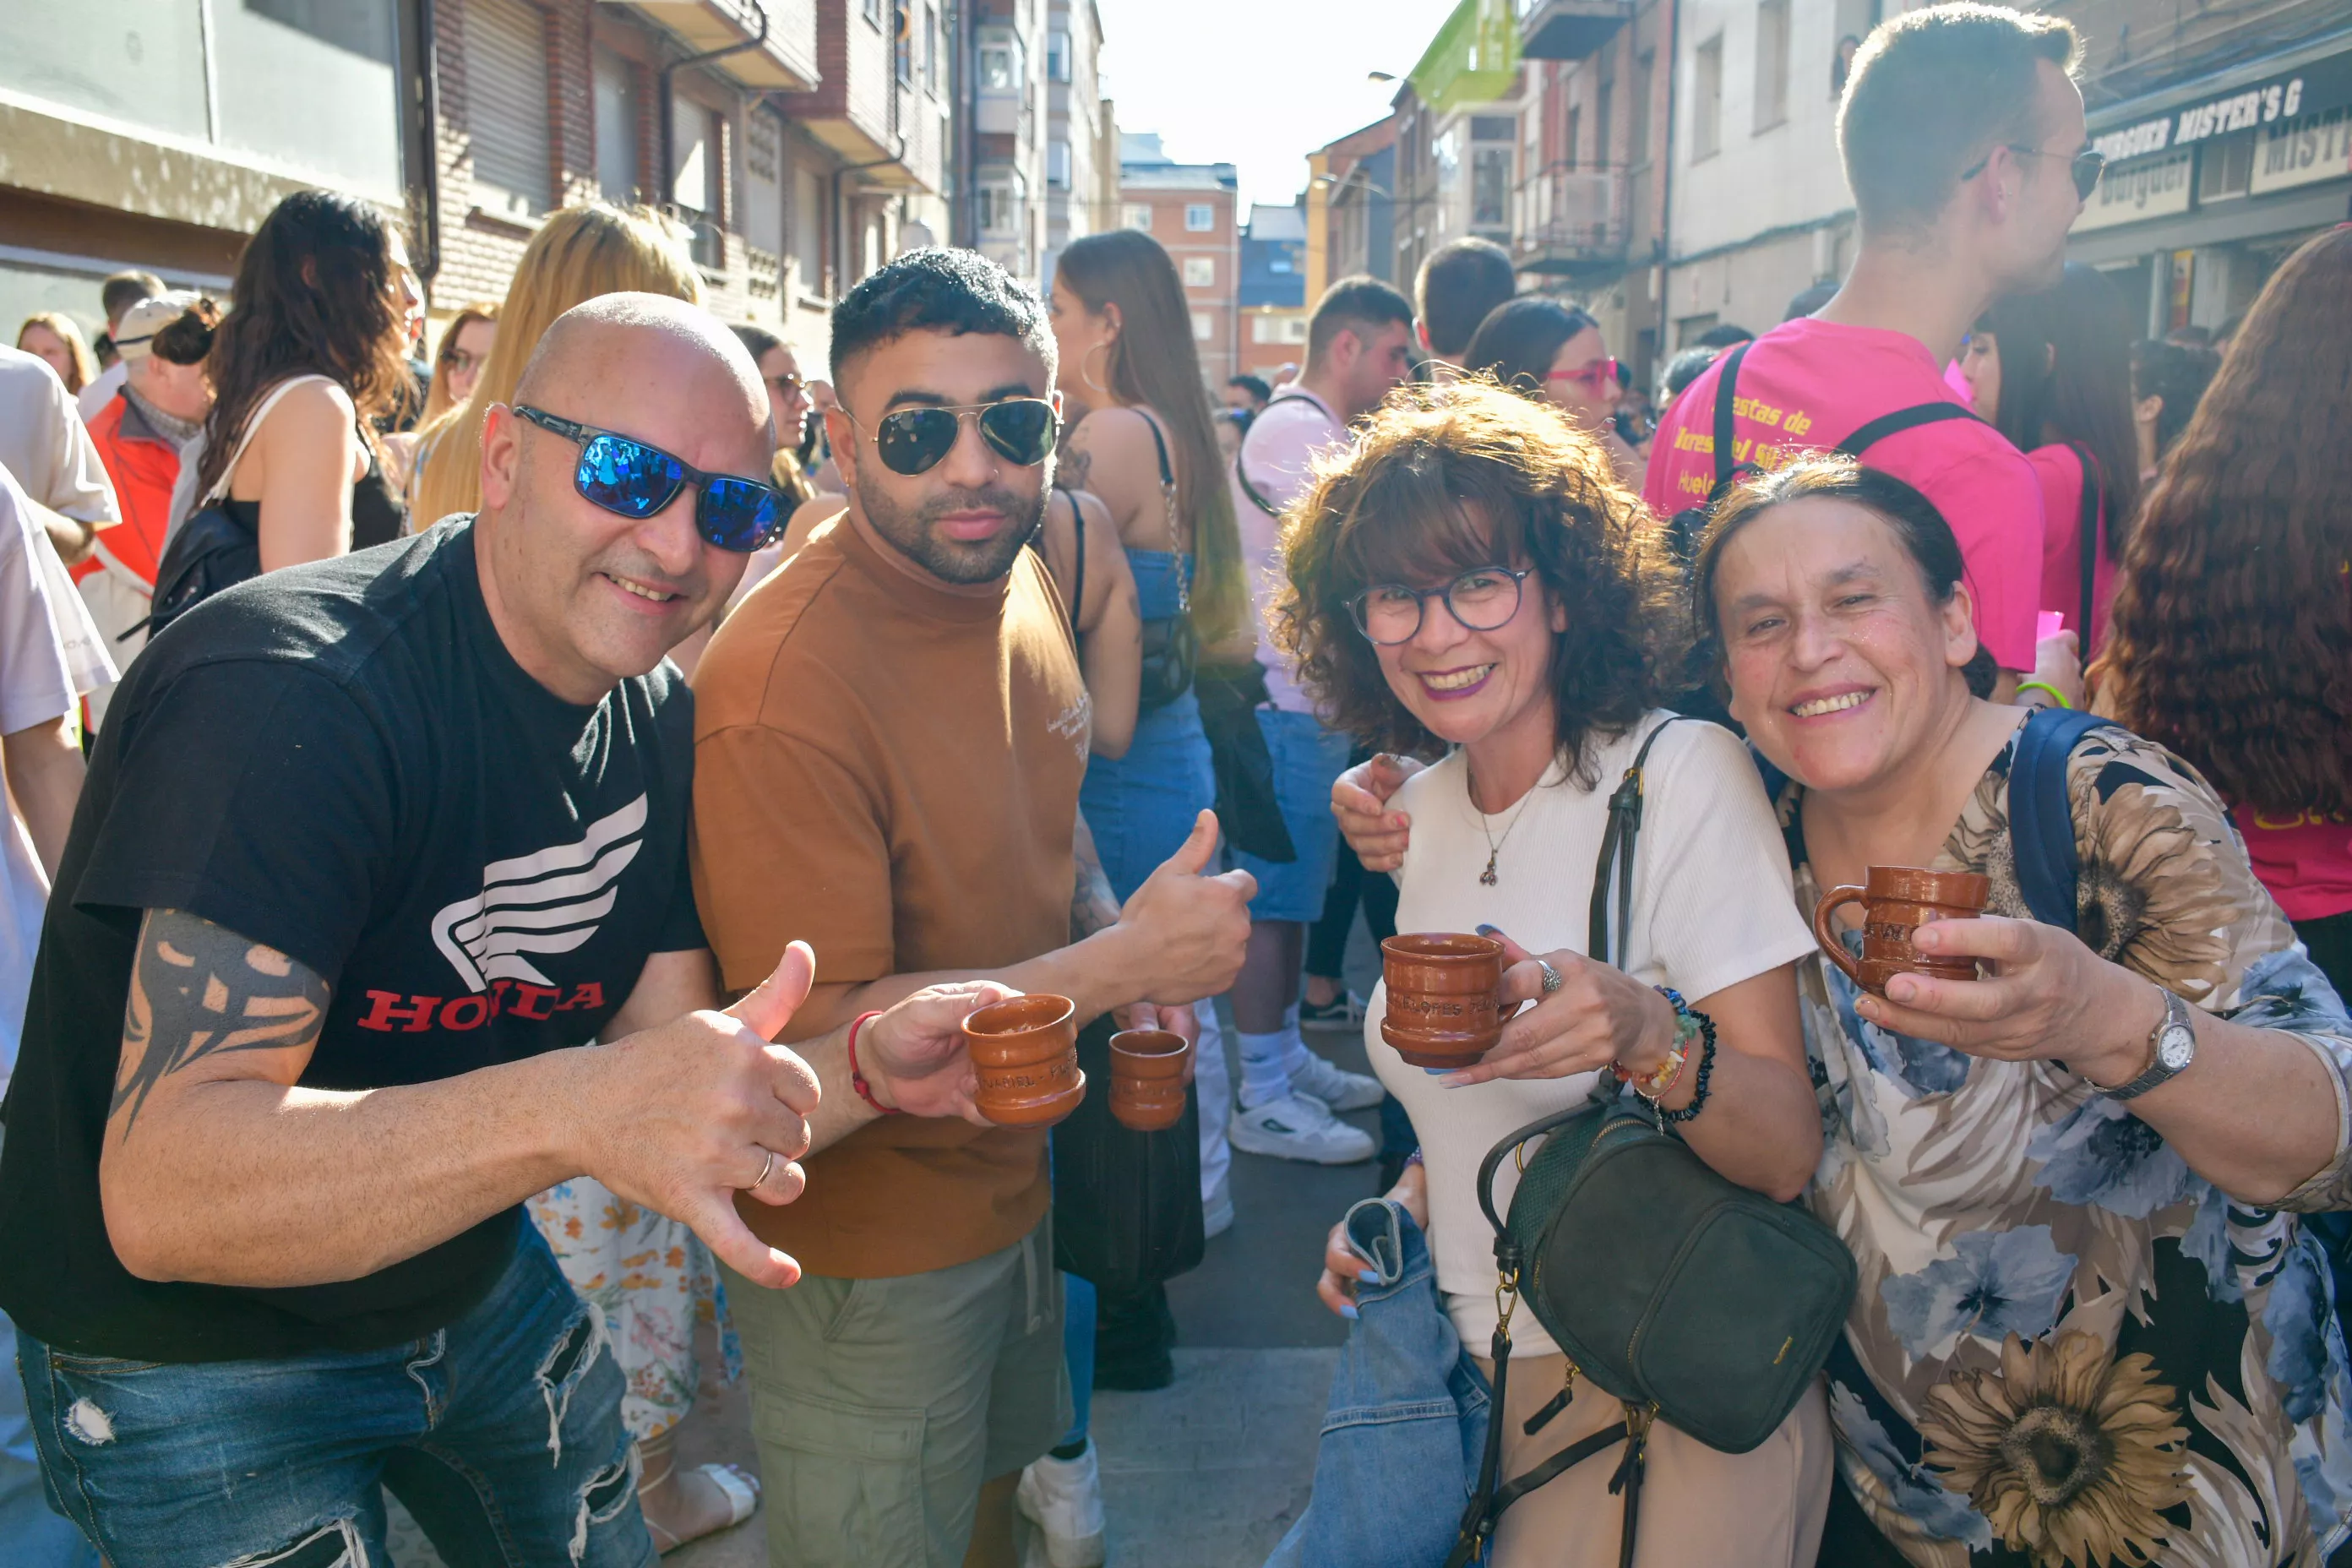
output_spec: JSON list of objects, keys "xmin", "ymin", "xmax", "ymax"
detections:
[{"xmin": 392, "ymin": 937, "xmax": 1390, "ymax": 1568}]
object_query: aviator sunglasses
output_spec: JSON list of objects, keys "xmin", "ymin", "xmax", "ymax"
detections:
[
  {"xmin": 513, "ymin": 405, "xmax": 781, "ymax": 553},
  {"xmin": 1961, "ymin": 144, "xmax": 2107, "ymax": 200},
  {"xmin": 849, "ymin": 398, "xmax": 1062, "ymax": 476}
]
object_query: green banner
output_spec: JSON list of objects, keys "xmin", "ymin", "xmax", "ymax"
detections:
[{"xmin": 1411, "ymin": 0, "xmax": 1520, "ymax": 112}]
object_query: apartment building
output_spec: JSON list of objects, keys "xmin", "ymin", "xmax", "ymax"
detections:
[
  {"xmin": 1307, "ymin": 115, "xmax": 1398, "ymax": 298},
  {"xmin": 0, "ymin": 0, "xmax": 947, "ymax": 377},
  {"xmin": 1042, "ymin": 0, "xmax": 1116, "ymax": 291},
  {"xmin": 1119, "ymin": 133, "xmax": 1240, "ymax": 388},
  {"xmin": 2055, "ymin": 0, "xmax": 2349, "ymax": 336},
  {"xmin": 1236, "ymin": 204, "xmax": 1309, "ymax": 384},
  {"xmin": 971, "ymin": 0, "xmax": 1049, "ymax": 285}
]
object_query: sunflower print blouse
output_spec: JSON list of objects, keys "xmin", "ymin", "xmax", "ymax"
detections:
[{"xmin": 1783, "ymin": 726, "xmax": 2352, "ymax": 1568}]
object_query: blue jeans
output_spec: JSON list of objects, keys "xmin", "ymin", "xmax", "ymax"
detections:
[
  {"xmin": 1081, "ymin": 687, "xmax": 1217, "ymax": 903},
  {"xmin": 16, "ymin": 1224, "xmax": 653, "ymax": 1568},
  {"xmin": 1266, "ymin": 1199, "xmax": 1489, "ymax": 1568},
  {"xmin": 1236, "ymin": 710, "xmax": 1352, "ymax": 923}
]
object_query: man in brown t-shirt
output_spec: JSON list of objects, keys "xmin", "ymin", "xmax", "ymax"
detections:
[{"xmin": 690, "ymin": 248, "xmax": 1253, "ymax": 1568}]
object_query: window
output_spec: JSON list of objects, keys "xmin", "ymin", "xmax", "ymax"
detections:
[
  {"xmin": 1754, "ymin": 0, "xmax": 1789, "ymax": 130},
  {"xmin": 743, "ymin": 110, "xmax": 784, "ymax": 257},
  {"xmin": 863, "ymin": 0, "xmax": 881, "ymax": 22},
  {"xmin": 466, "ymin": 0, "xmax": 553, "ymax": 217},
  {"xmin": 924, "ymin": 4, "xmax": 939, "ymax": 92},
  {"xmin": 1251, "ymin": 313, "xmax": 1309, "ymax": 345},
  {"xmin": 1693, "ymin": 35, "xmax": 1723, "ymax": 160},
  {"xmin": 1048, "ymin": 139, "xmax": 1070, "ymax": 188},
  {"xmin": 2197, "ymin": 133, "xmax": 2255, "ymax": 201},
  {"xmin": 1270, "ymin": 253, "xmax": 1293, "ymax": 273},
  {"xmin": 1124, "ymin": 204, "xmax": 1152, "ymax": 231},
  {"xmin": 980, "ymin": 43, "xmax": 1016, "ymax": 91},
  {"xmin": 895, "ymin": 5, "xmax": 912, "ymax": 84},
  {"xmin": 1184, "ymin": 256, "xmax": 1215, "ymax": 287},
  {"xmin": 1047, "ymin": 28, "xmax": 1070, "ymax": 84},
  {"xmin": 1191, "ymin": 311, "xmax": 1214, "ymax": 341},
  {"xmin": 794, "ymin": 164, "xmax": 827, "ymax": 294},
  {"xmin": 1185, "ymin": 203, "xmax": 1215, "ymax": 231},
  {"xmin": 1565, "ymin": 106, "xmax": 1581, "ymax": 170},
  {"xmin": 1631, "ymin": 52, "xmax": 1653, "ymax": 163},
  {"xmin": 592, "ymin": 48, "xmax": 640, "ymax": 201}
]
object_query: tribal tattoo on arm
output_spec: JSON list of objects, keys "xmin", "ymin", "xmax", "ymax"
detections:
[
  {"xmin": 1071, "ymin": 813, "xmax": 1121, "ymax": 943},
  {"xmin": 111, "ymin": 908, "xmax": 330, "ymax": 1141}
]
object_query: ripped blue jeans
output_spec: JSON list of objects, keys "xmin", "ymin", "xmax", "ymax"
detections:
[{"xmin": 14, "ymin": 1224, "xmax": 652, "ymax": 1568}]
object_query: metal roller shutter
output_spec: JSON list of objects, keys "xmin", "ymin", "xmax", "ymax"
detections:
[{"xmin": 466, "ymin": 0, "xmax": 552, "ymax": 218}]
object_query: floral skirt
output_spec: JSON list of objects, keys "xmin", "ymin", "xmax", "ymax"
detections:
[{"xmin": 525, "ymin": 1178, "xmax": 741, "ymax": 1442}]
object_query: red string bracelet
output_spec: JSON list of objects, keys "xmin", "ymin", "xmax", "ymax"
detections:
[{"xmin": 847, "ymin": 1010, "xmax": 900, "ymax": 1115}]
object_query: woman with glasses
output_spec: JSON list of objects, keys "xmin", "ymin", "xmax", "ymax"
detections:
[
  {"xmin": 418, "ymin": 302, "xmax": 499, "ymax": 430},
  {"xmin": 410, "ymin": 203, "xmax": 700, "ymax": 526},
  {"xmin": 727, "ymin": 322, "xmax": 818, "ymax": 513},
  {"xmin": 1291, "ymin": 380, "xmax": 1832, "ymax": 1566},
  {"xmin": 1465, "ymin": 297, "xmax": 1644, "ymax": 486}
]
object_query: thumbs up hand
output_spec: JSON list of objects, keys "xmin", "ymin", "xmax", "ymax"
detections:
[
  {"xmin": 581, "ymin": 941, "xmax": 825, "ymax": 1291},
  {"xmin": 1114, "ymin": 810, "xmax": 1255, "ymax": 1007}
]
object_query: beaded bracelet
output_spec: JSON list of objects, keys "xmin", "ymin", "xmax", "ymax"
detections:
[{"xmin": 1658, "ymin": 1004, "xmax": 1718, "ymax": 1126}]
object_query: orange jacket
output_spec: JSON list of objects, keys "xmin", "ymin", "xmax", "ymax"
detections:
[{"xmin": 82, "ymin": 391, "xmax": 179, "ymax": 589}]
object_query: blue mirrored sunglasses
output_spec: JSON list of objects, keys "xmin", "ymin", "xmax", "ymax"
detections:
[{"xmin": 513, "ymin": 405, "xmax": 781, "ymax": 553}]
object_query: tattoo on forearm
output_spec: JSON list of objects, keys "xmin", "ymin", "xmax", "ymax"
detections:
[
  {"xmin": 111, "ymin": 909, "xmax": 329, "ymax": 1139},
  {"xmin": 1071, "ymin": 833, "xmax": 1119, "ymax": 942}
]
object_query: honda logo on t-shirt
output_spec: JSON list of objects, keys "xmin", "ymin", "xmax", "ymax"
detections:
[{"xmin": 431, "ymin": 795, "xmax": 647, "ymax": 991}]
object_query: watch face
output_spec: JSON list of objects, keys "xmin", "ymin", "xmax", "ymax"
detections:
[{"xmin": 2158, "ymin": 1023, "xmax": 2197, "ymax": 1072}]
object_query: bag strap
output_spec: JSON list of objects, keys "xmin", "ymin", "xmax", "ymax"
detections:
[
  {"xmin": 1233, "ymin": 393, "xmax": 1324, "ymax": 517},
  {"xmin": 1710, "ymin": 342, "xmax": 1751, "ymax": 493},
  {"xmin": 1588, "ymin": 717, "xmax": 1688, "ymax": 972},
  {"xmin": 2007, "ymin": 707, "xmax": 2115, "ymax": 936},
  {"xmin": 203, "ymin": 375, "xmax": 336, "ymax": 505},
  {"xmin": 2067, "ymin": 441, "xmax": 2101, "ymax": 647},
  {"xmin": 1130, "ymin": 410, "xmax": 1191, "ymax": 616},
  {"xmin": 1836, "ymin": 400, "xmax": 1982, "ymax": 458},
  {"xmin": 1064, "ymin": 487, "xmax": 1086, "ymax": 641}
]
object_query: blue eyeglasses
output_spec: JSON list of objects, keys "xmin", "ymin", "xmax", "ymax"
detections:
[{"xmin": 512, "ymin": 405, "xmax": 781, "ymax": 553}]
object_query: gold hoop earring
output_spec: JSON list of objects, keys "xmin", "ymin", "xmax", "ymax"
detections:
[{"xmin": 1082, "ymin": 341, "xmax": 1110, "ymax": 395}]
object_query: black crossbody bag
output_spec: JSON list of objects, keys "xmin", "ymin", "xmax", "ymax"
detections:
[
  {"xmin": 1446, "ymin": 720, "xmax": 1857, "ymax": 1568},
  {"xmin": 1134, "ymin": 413, "xmax": 1199, "ymax": 714}
]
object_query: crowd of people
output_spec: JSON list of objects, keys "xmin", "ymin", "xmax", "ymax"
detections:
[{"xmin": 0, "ymin": 3, "xmax": 2344, "ymax": 1567}]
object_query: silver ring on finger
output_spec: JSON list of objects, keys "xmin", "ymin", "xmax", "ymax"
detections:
[
  {"xmin": 1536, "ymin": 958, "xmax": 1564, "ymax": 995},
  {"xmin": 753, "ymin": 1147, "xmax": 776, "ymax": 1190}
]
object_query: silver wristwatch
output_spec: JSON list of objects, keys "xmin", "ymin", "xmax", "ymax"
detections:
[{"xmin": 2101, "ymin": 988, "xmax": 2197, "ymax": 1102}]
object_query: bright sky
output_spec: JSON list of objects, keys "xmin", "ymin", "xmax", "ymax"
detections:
[{"xmin": 1094, "ymin": 0, "xmax": 1456, "ymax": 212}]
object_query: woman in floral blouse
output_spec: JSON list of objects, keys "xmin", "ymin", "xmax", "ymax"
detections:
[{"xmin": 1690, "ymin": 456, "xmax": 2352, "ymax": 1566}]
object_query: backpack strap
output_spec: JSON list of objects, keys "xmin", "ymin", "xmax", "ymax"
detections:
[
  {"xmin": 1588, "ymin": 717, "xmax": 1689, "ymax": 971},
  {"xmin": 2006, "ymin": 707, "xmax": 2118, "ymax": 935},
  {"xmin": 1836, "ymin": 400, "xmax": 1984, "ymax": 458},
  {"xmin": 1233, "ymin": 393, "xmax": 1321, "ymax": 517},
  {"xmin": 1709, "ymin": 342, "xmax": 1751, "ymax": 495}
]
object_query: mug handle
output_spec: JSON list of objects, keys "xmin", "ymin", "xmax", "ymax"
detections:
[{"xmin": 1813, "ymin": 886, "xmax": 1869, "ymax": 987}]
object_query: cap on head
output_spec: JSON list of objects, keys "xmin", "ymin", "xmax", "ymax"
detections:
[
  {"xmin": 112, "ymin": 291, "xmax": 206, "ymax": 363},
  {"xmin": 827, "ymin": 247, "xmax": 1054, "ymax": 392}
]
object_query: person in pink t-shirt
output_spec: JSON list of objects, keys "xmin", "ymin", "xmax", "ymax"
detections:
[{"xmin": 1645, "ymin": 3, "xmax": 2098, "ymax": 690}]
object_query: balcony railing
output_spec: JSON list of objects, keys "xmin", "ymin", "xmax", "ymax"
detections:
[
  {"xmin": 1516, "ymin": 0, "xmax": 1633, "ymax": 61},
  {"xmin": 1512, "ymin": 165, "xmax": 1628, "ymax": 271}
]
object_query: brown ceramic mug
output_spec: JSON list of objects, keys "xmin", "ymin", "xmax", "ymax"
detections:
[
  {"xmin": 961, "ymin": 994, "xmax": 1086, "ymax": 1127},
  {"xmin": 1108, "ymin": 1028, "xmax": 1192, "ymax": 1132},
  {"xmin": 1380, "ymin": 933, "xmax": 1506, "ymax": 1069},
  {"xmin": 1812, "ymin": 865, "xmax": 1992, "ymax": 998}
]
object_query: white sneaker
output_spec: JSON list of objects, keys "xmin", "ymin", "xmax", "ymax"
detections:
[
  {"xmin": 1229, "ymin": 1092, "xmax": 1375, "ymax": 1164},
  {"xmin": 1290, "ymin": 1049, "xmax": 1384, "ymax": 1113},
  {"xmin": 1203, "ymin": 1172, "xmax": 1233, "ymax": 1239},
  {"xmin": 1016, "ymin": 1444, "xmax": 1107, "ymax": 1568}
]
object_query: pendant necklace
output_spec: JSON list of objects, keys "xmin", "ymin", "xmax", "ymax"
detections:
[{"xmin": 1466, "ymin": 760, "xmax": 1534, "ymax": 887}]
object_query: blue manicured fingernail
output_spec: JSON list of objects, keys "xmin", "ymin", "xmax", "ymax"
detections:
[
  {"xmin": 1424, "ymin": 1066, "xmax": 1451, "ymax": 1076},
  {"xmin": 1358, "ymin": 1268, "xmax": 1381, "ymax": 1284},
  {"xmin": 1339, "ymin": 1304, "xmax": 1359, "ymax": 1320},
  {"xmin": 1475, "ymin": 923, "xmax": 1503, "ymax": 938}
]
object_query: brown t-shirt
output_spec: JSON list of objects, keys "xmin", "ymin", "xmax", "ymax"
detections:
[{"xmin": 690, "ymin": 513, "xmax": 1089, "ymax": 1279}]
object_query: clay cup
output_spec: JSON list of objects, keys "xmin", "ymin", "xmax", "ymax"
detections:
[
  {"xmin": 1108, "ymin": 1028, "xmax": 1193, "ymax": 1132},
  {"xmin": 1812, "ymin": 865, "xmax": 1991, "ymax": 998},
  {"xmin": 961, "ymin": 994, "xmax": 1086, "ymax": 1127},
  {"xmin": 1380, "ymin": 933, "xmax": 1506, "ymax": 1069}
]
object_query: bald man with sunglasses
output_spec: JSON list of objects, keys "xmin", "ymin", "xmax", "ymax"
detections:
[
  {"xmin": 689, "ymin": 248, "xmax": 1253, "ymax": 1568},
  {"xmin": 0, "ymin": 294, "xmax": 1013, "ymax": 1566}
]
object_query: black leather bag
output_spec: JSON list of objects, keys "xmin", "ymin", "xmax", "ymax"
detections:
[
  {"xmin": 1050, "ymin": 1014, "xmax": 1205, "ymax": 1293},
  {"xmin": 1193, "ymin": 662, "xmax": 1298, "ymax": 864},
  {"xmin": 139, "ymin": 501, "xmax": 258, "ymax": 642},
  {"xmin": 1135, "ymin": 414, "xmax": 1200, "ymax": 715}
]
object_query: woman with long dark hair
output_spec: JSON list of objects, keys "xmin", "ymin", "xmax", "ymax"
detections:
[
  {"xmin": 193, "ymin": 190, "xmax": 416, "ymax": 567},
  {"xmin": 2100, "ymin": 226, "xmax": 2352, "ymax": 998},
  {"xmin": 1958, "ymin": 263, "xmax": 2141, "ymax": 656},
  {"xmin": 1465, "ymin": 296, "xmax": 1642, "ymax": 484}
]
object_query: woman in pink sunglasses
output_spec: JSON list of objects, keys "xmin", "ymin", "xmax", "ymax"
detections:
[{"xmin": 1465, "ymin": 296, "xmax": 1642, "ymax": 485}]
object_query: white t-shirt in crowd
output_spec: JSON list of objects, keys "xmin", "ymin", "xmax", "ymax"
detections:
[
  {"xmin": 0, "ymin": 464, "xmax": 106, "ymax": 1091},
  {"xmin": 76, "ymin": 359, "xmax": 128, "ymax": 425},
  {"xmin": 0, "ymin": 346, "xmax": 121, "ymax": 530},
  {"xmin": 1367, "ymin": 715, "xmax": 1818, "ymax": 1358},
  {"xmin": 1228, "ymin": 389, "xmax": 1343, "ymax": 714}
]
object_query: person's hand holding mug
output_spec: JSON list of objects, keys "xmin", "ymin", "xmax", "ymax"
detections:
[
  {"xmin": 1317, "ymin": 1160, "xmax": 1429, "ymax": 1320},
  {"xmin": 1434, "ymin": 928, "xmax": 1681, "ymax": 1088},
  {"xmin": 1331, "ymin": 754, "xmax": 1424, "ymax": 872},
  {"xmin": 857, "ymin": 979, "xmax": 1019, "ymax": 1124},
  {"xmin": 1853, "ymin": 916, "xmax": 2170, "ymax": 1086},
  {"xmin": 1112, "ymin": 810, "xmax": 1255, "ymax": 1006}
]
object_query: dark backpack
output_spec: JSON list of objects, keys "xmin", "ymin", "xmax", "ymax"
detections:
[{"xmin": 139, "ymin": 501, "xmax": 259, "ymax": 643}]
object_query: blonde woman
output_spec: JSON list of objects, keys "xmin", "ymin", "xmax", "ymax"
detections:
[
  {"xmin": 406, "ymin": 202, "xmax": 753, "ymax": 1550},
  {"xmin": 16, "ymin": 313, "xmax": 97, "ymax": 397},
  {"xmin": 408, "ymin": 204, "xmax": 700, "ymax": 526}
]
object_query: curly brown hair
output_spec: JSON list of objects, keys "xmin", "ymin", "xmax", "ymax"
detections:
[
  {"xmin": 1271, "ymin": 378, "xmax": 1680, "ymax": 786},
  {"xmin": 2098, "ymin": 226, "xmax": 2352, "ymax": 817}
]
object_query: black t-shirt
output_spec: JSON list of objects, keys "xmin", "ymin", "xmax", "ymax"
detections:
[{"xmin": 0, "ymin": 519, "xmax": 702, "ymax": 1362}]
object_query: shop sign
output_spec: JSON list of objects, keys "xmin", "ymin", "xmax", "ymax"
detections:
[
  {"xmin": 2073, "ymin": 148, "xmax": 2194, "ymax": 231},
  {"xmin": 2092, "ymin": 50, "xmax": 2352, "ymax": 166},
  {"xmin": 2250, "ymin": 104, "xmax": 2352, "ymax": 193}
]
